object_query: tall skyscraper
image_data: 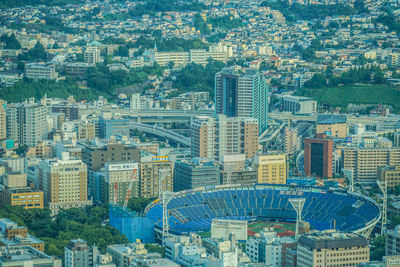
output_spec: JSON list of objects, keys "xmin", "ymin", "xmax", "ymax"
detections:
[
  {"xmin": 191, "ymin": 115, "xmax": 259, "ymax": 160},
  {"xmin": 6, "ymin": 103, "xmax": 47, "ymax": 146},
  {"xmin": 0, "ymin": 99, "xmax": 6, "ymax": 141},
  {"xmin": 215, "ymin": 67, "xmax": 268, "ymax": 133},
  {"xmin": 304, "ymin": 136, "xmax": 333, "ymax": 178}
]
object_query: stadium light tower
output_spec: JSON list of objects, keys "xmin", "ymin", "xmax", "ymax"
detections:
[
  {"xmin": 158, "ymin": 169, "xmax": 170, "ymax": 199},
  {"xmin": 342, "ymin": 169, "xmax": 354, "ymax": 192},
  {"xmin": 377, "ymin": 181, "xmax": 387, "ymax": 235},
  {"xmin": 162, "ymin": 191, "xmax": 175, "ymax": 246},
  {"xmin": 289, "ymin": 198, "xmax": 305, "ymax": 239}
]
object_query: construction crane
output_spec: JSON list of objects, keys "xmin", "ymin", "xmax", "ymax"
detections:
[{"xmin": 123, "ymin": 169, "xmax": 138, "ymax": 210}]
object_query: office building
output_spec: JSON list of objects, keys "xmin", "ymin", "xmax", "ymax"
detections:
[
  {"xmin": 256, "ymin": 153, "xmax": 288, "ymax": 184},
  {"xmin": 139, "ymin": 156, "xmax": 173, "ymax": 198},
  {"xmin": 342, "ymin": 147, "xmax": 400, "ymax": 184},
  {"xmin": 6, "ymin": 103, "xmax": 47, "ymax": 146},
  {"xmin": 0, "ymin": 100, "xmax": 5, "ymax": 141},
  {"xmin": 297, "ymin": 231, "xmax": 369, "ymax": 267},
  {"xmin": 107, "ymin": 242, "xmax": 148, "ymax": 267},
  {"xmin": 24, "ymin": 63, "xmax": 58, "ymax": 80},
  {"xmin": 378, "ymin": 165, "xmax": 400, "ymax": 188},
  {"xmin": 65, "ymin": 239, "xmax": 98, "ymax": 267},
  {"xmin": 102, "ymin": 162, "xmax": 139, "ymax": 205},
  {"xmin": 215, "ymin": 67, "xmax": 269, "ymax": 133},
  {"xmin": 0, "ymin": 245, "xmax": 61, "ymax": 266},
  {"xmin": 284, "ymin": 127, "xmax": 299, "ymax": 155},
  {"xmin": 174, "ymin": 159, "xmax": 220, "ymax": 191},
  {"xmin": 81, "ymin": 142, "xmax": 140, "ymax": 171},
  {"xmin": 0, "ymin": 218, "xmax": 44, "ymax": 252},
  {"xmin": 280, "ymin": 95, "xmax": 317, "ymax": 114},
  {"xmin": 304, "ymin": 136, "xmax": 333, "ymax": 178},
  {"xmin": 386, "ymin": 225, "xmax": 400, "ymax": 256},
  {"xmin": 84, "ymin": 46, "xmax": 101, "ymax": 64},
  {"xmin": 220, "ymin": 169, "xmax": 257, "ymax": 185},
  {"xmin": 316, "ymin": 114, "xmax": 347, "ymax": 138},
  {"xmin": 38, "ymin": 154, "xmax": 91, "ymax": 215},
  {"xmin": 191, "ymin": 115, "xmax": 259, "ymax": 160}
]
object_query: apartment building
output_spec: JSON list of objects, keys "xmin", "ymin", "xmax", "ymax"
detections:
[
  {"xmin": 191, "ymin": 115, "xmax": 259, "ymax": 161},
  {"xmin": 297, "ymin": 231, "xmax": 369, "ymax": 267},
  {"xmin": 84, "ymin": 46, "xmax": 101, "ymax": 64},
  {"xmin": 256, "ymin": 153, "xmax": 288, "ymax": 184},
  {"xmin": 139, "ymin": 156, "xmax": 173, "ymax": 198},
  {"xmin": 342, "ymin": 147, "xmax": 400, "ymax": 184},
  {"xmin": 386, "ymin": 225, "xmax": 400, "ymax": 256},
  {"xmin": 284, "ymin": 127, "xmax": 299, "ymax": 155},
  {"xmin": 6, "ymin": 103, "xmax": 47, "ymax": 146},
  {"xmin": 150, "ymin": 49, "xmax": 227, "ymax": 67}
]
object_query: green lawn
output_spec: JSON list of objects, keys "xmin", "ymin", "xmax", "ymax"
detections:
[{"xmin": 296, "ymin": 84, "xmax": 400, "ymax": 112}]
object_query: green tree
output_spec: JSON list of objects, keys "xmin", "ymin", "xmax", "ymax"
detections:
[
  {"xmin": 1, "ymin": 33, "xmax": 21, "ymax": 49},
  {"xmin": 304, "ymin": 74, "xmax": 327, "ymax": 88},
  {"xmin": 128, "ymin": 198, "xmax": 155, "ymax": 214},
  {"xmin": 370, "ymin": 235, "xmax": 386, "ymax": 261}
]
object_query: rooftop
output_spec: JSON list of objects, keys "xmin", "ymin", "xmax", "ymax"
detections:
[
  {"xmin": 298, "ymin": 231, "xmax": 367, "ymax": 250},
  {"xmin": 317, "ymin": 114, "xmax": 347, "ymax": 124}
]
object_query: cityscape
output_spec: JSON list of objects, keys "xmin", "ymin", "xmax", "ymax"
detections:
[{"xmin": 0, "ymin": 0, "xmax": 400, "ymax": 266}]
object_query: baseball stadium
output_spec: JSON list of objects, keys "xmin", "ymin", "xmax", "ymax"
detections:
[{"xmin": 144, "ymin": 184, "xmax": 381, "ymax": 238}]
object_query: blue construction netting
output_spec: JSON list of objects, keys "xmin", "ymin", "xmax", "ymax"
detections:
[{"xmin": 109, "ymin": 204, "xmax": 155, "ymax": 243}]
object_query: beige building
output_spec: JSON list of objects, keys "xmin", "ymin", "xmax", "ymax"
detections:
[
  {"xmin": 316, "ymin": 115, "xmax": 347, "ymax": 138},
  {"xmin": 297, "ymin": 231, "xmax": 369, "ymax": 267},
  {"xmin": 139, "ymin": 156, "xmax": 173, "ymax": 198},
  {"xmin": 84, "ymin": 46, "xmax": 101, "ymax": 64},
  {"xmin": 284, "ymin": 127, "xmax": 299, "ymax": 155},
  {"xmin": 256, "ymin": 154, "xmax": 288, "ymax": 184},
  {"xmin": 38, "ymin": 154, "xmax": 91, "ymax": 215},
  {"xmin": 0, "ymin": 100, "xmax": 5, "ymax": 141},
  {"xmin": 378, "ymin": 165, "xmax": 400, "ymax": 188},
  {"xmin": 78, "ymin": 122, "xmax": 95, "ymax": 140},
  {"xmin": 26, "ymin": 141, "xmax": 53, "ymax": 159},
  {"xmin": 342, "ymin": 147, "xmax": 400, "ymax": 184},
  {"xmin": 191, "ymin": 115, "xmax": 259, "ymax": 160}
]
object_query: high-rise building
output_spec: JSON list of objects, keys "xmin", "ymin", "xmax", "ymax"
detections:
[
  {"xmin": 191, "ymin": 115, "xmax": 259, "ymax": 160},
  {"xmin": 284, "ymin": 127, "xmax": 299, "ymax": 155},
  {"xmin": 304, "ymin": 136, "xmax": 333, "ymax": 178},
  {"xmin": 139, "ymin": 156, "xmax": 173, "ymax": 198},
  {"xmin": 0, "ymin": 99, "xmax": 6, "ymax": 141},
  {"xmin": 256, "ymin": 154, "xmax": 288, "ymax": 184},
  {"xmin": 215, "ymin": 68, "xmax": 268, "ymax": 133},
  {"xmin": 297, "ymin": 231, "xmax": 369, "ymax": 267},
  {"xmin": 65, "ymin": 239, "xmax": 98, "ymax": 267},
  {"xmin": 6, "ymin": 103, "xmax": 47, "ymax": 146},
  {"xmin": 78, "ymin": 122, "xmax": 96, "ymax": 140},
  {"xmin": 386, "ymin": 225, "xmax": 400, "ymax": 256},
  {"xmin": 342, "ymin": 147, "xmax": 400, "ymax": 184},
  {"xmin": 102, "ymin": 162, "xmax": 139, "ymax": 205},
  {"xmin": 38, "ymin": 154, "xmax": 91, "ymax": 215},
  {"xmin": 173, "ymin": 159, "xmax": 220, "ymax": 191},
  {"xmin": 84, "ymin": 46, "xmax": 101, "ymax": 64}
]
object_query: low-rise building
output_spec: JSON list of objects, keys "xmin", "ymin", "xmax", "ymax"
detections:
[
  {"xmin": 24, "ymin": 63, "xmax": 58, "ymax": 80},
  {"xmin": 0, "ymin": 245, "xmax": 61, "ymax": 266},
  {"xmin": 378, "ymin": 165, "xmax": 400, "ymax": 188}
]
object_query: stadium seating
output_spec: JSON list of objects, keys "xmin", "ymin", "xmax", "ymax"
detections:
[{"xmin": 145, "ymin": 185, "xmax": 380, "ymax": 235}]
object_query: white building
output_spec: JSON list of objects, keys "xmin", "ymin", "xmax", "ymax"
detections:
[
  {"xmin": 84, "ymin": 46, "xmax": 102, "ymax": 64},
  {"xmin": 280, "ymin": 95, "xmax": 317, "ymax": 114},
  {"xmin": 25, "ymin": 63, "xmax": 58, "ymax": 80}
]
